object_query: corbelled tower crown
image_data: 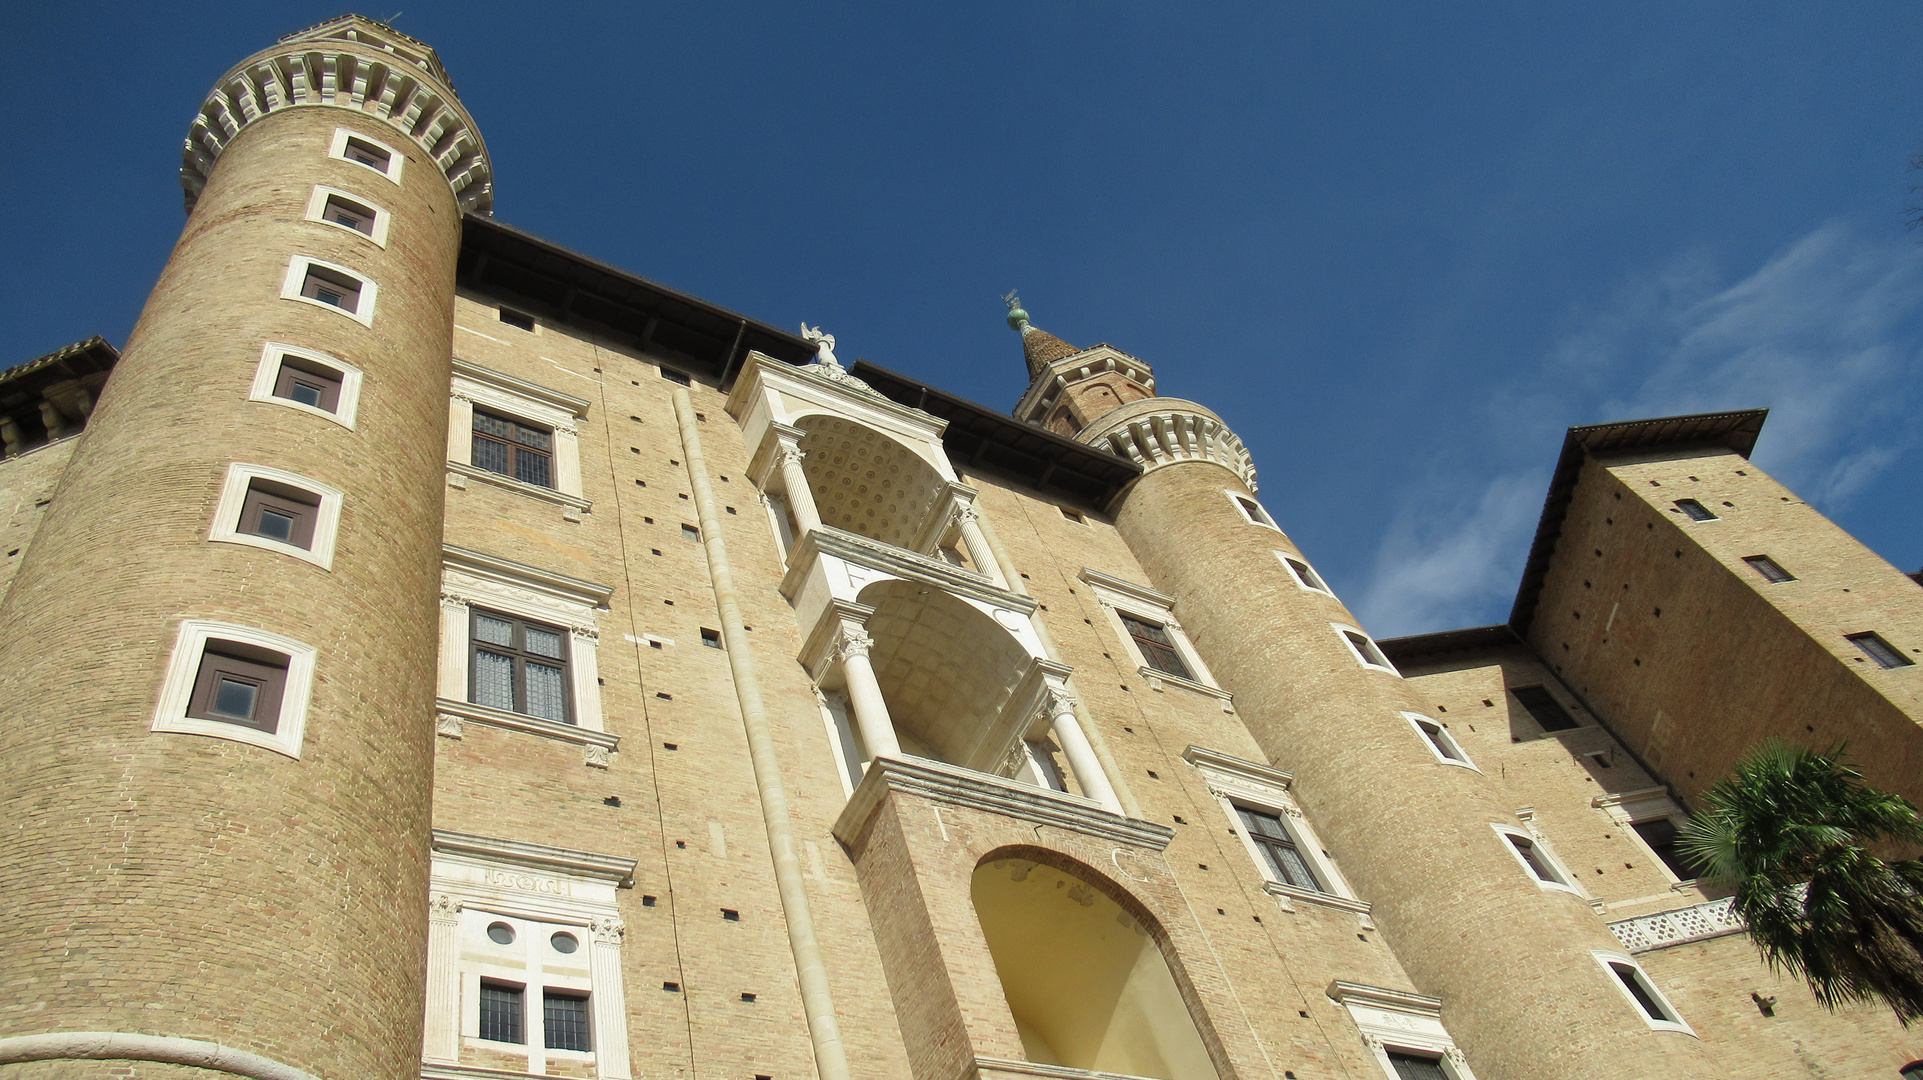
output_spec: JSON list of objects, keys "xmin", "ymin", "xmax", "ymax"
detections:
[{"xmin": 0, "ymin": 15, "xmax": 483, "ymax": 1080}]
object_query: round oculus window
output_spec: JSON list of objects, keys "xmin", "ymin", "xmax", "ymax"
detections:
[
  {"xmin": 550, "ymin": 931, "xmax": 579, "ymax": 954},
  {"xmin": 486, "ymin": 922, "xmax": 516, "ymax": 945}
]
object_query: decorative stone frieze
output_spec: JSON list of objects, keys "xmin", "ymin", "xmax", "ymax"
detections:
[
  {"xmin": 1078, "ymin": 397, "xmax": 1258, "ymax": 493},
  {"xmin": 181, "ymin": 16, "xmax": 493, "ymax": 213}
]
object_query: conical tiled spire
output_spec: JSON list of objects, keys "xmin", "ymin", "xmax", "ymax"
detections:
[{"xmin": 1004, "ymin": 293, "xmax": 1082, "ymax": 380}]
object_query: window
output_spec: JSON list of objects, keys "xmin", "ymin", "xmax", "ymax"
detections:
[
  {"xmin": 324, "ymin": 194, "xmax": 375, "ymax": 234},
  {"xmin": 660, "ymin": 366, "xmax": 692, "ymax": 386},
  {"xmin": 1674, "ymin": 499, "xmax": 1718, "ymax": 521},
  {"xmin": 479, "ymin": 982, "xmax": 525, "ymax": 1044},
  {"xmin": 328, "ymin": 127, "xmax": 404, "ymax": 183},
  {"xmin": 1847, "ymin": 631, "xmax": 1914, "ymax": 669},
  {"xmin": 249, "ymin": 343, "xmax": 363, "ymax": 427},
  {"xmin": 280, "ymin": 256, "xmax": 376, "ymax": 326},
  {"xmin": 1743, "ymin": 555, "xmax": 1795, "ymax": 583},
  {"xmin": 1229, "ymin": 491, "xmax": 1278, "ymax": 528},
  {"xmin": 700, "ymin": 628, "xmax": 722, "ymax": 649},
  {"xmin": 209, "ymin": 464, "xmax": 344, "ymax": 569},
  {"xmin": 1510, "ymin": 685, "xmax": 1578, "ymax": 732},
  {"xmin": 188, "ymin": 644, "xmax": 288, "ymax": 732},
  {"xmin": 1238, "ymin": 805, "xmax": 1321, "ymax": 891},
  {"xmin": 1405, "ymin": 713, "xmax": 1474, "ymax": 768},
  {"xmin": 471, "ymin": 609, "xmax": 572, "ymax": 724},
  {"xmin": 302, "ymin": 185, "xmax": 390, "ymax": 245},
  {"xmin": 1279, "ymin": 552, "xmax": 1331, "ymax": 594},
  {"xmin": 1631, "ymin": 819, "xmax": 1700, "ymax": 880},
  {"xmin": 152, "ymin": 620, "xmax": 317, "ymax": 758},
  {"xmin": 238, "ymin": 481, "xmax": 320, "ymax": 549},
  {"xmin": 1060, "ymin": 507, "xmax": 1086, "ymax": 524},
  {"xmin": 473, "ymin": 409, "xmax": 553, "ymax": 488},
  {"xmin": 1121, "ymin": 613, "xmax": 1192, "ymax": 679},
  {"xmin": 500, "ymin": 307, "xmax": 536, "ymax": 331},
  {"xmin": 1591, "ymin": 951, "xmax": 1692, "ymax": 1033},
  {"xmin": 1495, "ymin": 826, "xmax": 1578, "ymax": 892},
  {"xmin": 1387, "ymin": 1052, "xmax": 1449, "ymax": 1080},
  {"xmin": 1338, "ymin": 626, "xmax": 1398, "ymax": 673},
  {"xmin": 543, "ymin": 991, "xmax": 591, "ymax": 1051}
]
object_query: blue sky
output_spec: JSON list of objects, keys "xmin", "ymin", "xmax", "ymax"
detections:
[{"xmin": 7, "ymin": 3, "xmax": 1921, "ymax": 636}]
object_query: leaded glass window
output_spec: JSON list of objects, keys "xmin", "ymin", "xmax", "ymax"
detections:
[
  {"xmin": 543, "ymin": 990, "xmax": 591, "ymax": 1051},
  {"xmin": 1237, "ymin": 805, "xmax": 1321, "ymax": 891},
  {"xmin": 473, "ymin": 409, "xmax": 553, "ymax": 488},
  {"xmin": 470, "ymin": 608, "xmax": 572, "ymax": 723},
  {"xmin": 1120, "ymin": 613, "xmax": 1192, "ymax": 679}
]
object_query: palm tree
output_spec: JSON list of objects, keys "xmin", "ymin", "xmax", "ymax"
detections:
[{"xmin": 1679, "ymin": 739, "xmax": 1923, "ymax": 1025}]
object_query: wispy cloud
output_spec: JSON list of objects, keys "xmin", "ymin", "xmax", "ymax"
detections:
[{"xmin": 1356, "ymin": 222, "xmax": 1923, "ymax": 638}]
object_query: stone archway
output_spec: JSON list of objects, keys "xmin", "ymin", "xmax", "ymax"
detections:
[
  {"xmin": 795, "ymin": 415, "xmax": 946, "ymax": 550},
  {"xmin": 856, "ymin": 580, "xmax": 1033, "ymax": 772}
]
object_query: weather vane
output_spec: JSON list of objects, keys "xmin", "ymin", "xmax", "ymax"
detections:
[{"xmin": 1001, "ymin": 290, "xmax": 1021, "ymax": 311}]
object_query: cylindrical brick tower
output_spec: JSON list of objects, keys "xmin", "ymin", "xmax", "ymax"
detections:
[
  {"xmin": 0, "ymin": 16, "xmax": 487, "ymax": 1080},
  {"xmin": 1006, "ymin": 304, "xmax": 1729, "ymax": 1080}
]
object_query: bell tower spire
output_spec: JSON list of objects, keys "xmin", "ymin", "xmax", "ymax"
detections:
[{"xmin": 1002, "ymin": 291, "xmax": 1083, "ymax": 380}]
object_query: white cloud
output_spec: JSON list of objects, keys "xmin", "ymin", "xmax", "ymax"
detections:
[{"xmin": 1358, "ymin": 222, "xmax": 1923, "ymax": 638}]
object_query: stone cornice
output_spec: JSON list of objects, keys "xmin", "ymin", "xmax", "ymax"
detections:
[
  {"xmin": 431, "ymin": 828, "xmax": 636, "ymax": 887},
  {"xmin": 442, "ymin": 544, "xmax": 614, "ymax": 609},
  {"xmin": 833, "ymin": 754, "xmax": 1174, "ymax": 852},
  {"xmin": 435, "ymin": 697, "xmax": 619, "ymax": 753},
  {"xmin": 1010, "ymin": 345, "xmax": 1158, "ymax": 427},
  {"xmin": 1326, "ymin": 981, "xmax": 1443, "ymax": 1018},
  {"xmin": 182, "ymin": 18, "xmax": 492, "ymax": 213},
  {"xmin": 1079, "ymin": 398, "xmax": 1258, "ymax": 493},
  {"xmin": 1075, "ymin": 566, "xmax": 1177, "ymax": 611},
  {"xmin": 781, "ymin": 525, "xmax": 1038, "ymax": 615},
  {"xmin": 1269, "ymin": 882, "xmax": 1373, "ymax": 917},
  {"xmin": 1181, "ymin": 745, "xmax": 1294, "ymax": 792},
  {"xmin": 452, "ymin": 358, "xmax": 592, "ymax": 418},
  {"xmin": 445, "ymin": 462, "xmax": 594, "ymax": 516}
]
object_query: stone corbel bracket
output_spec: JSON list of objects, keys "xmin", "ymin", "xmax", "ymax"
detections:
[{"xmin": 181, "ymin": 16, "xmax": 493, "ymax": 213}]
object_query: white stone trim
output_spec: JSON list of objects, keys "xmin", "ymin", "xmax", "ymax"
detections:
[
  {"xmin": 327, "ymin": 126, "xmax": 405, "ymax": 184},
  {"xmin": 1608, "ymin": 896, "xmax": 1744, "ymax": 953},
  {"xmin": 247, "ymin": 342, "xmax": 363, "ymax": 429},
  {"xmin": 151, "ymin": 619, "xmax": 317, "ymax": 760},
  {"xmin": 449, "ymin": 359, "xmax": 590, "ymax": 502},
  {"xmin": 1225, "ymin": 489, "xmax": 1279, "ymax": 529},
  {"xmin": 428, "ymin": 832, "xmax": 635, "ymax": 1078},
  {"xmin": 1182, "ymin": 746, "xmax": 1361, "ymax": 912},
  {"xmin": 1334, "ymin": 623, "xmax": 1399, "ymax": 675},
  {"xmin": 1276, "ymin": 550, "xmax": 1333, "ymax": 595},
  {"xmin": 1590, "ymin": 950, "xmax": 1697, "ymax": 1035},
  {"xmin": 208, "ymin": 463, "xmax": 344, "ymax": 570},
  {"xmin": 1078, "ymin": 567, "xmax": 1220, "ymax": 690},
  {"xmin": 0, "ymin": 1032, "xmax": 320, "ymax": 1080},
  {"xmin": 440, "ymin": 546, "xmax": 612, "ymax": 734},
  {"xmin": 1491, "ymin": 823, "xmax": 1583, "ymax": 896},
  {"xmin": 1403, "ymin": 712, "xmax": 1478, "ymax": 772},
  {"xmin": 302, "ymin": 183, "xmax": 391, "ymax": 246},
  {"xmin": 1327, "ymin": 982, "xmax": 1478, "ymax": 1080},
  {"xmin": 278, "ymin": 254, "xmax": 376, "ymax": 327}
]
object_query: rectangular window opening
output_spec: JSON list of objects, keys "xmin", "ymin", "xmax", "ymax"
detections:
[
  {"xmin": 470, "ymin": 608, "xmax": 573, "ymax": 724},
  {"xmin": 700, "ymin": 628, "xmax": 722, "ymax": 649},
  {"xmin": 1233, "ymin": 494, "xmax": 1276, "ymax": 528},
  {"xmin": 479, "ymin": 981, "xmax": 526, "ymax": 1044},
  {"xmin": 273, "ymin": 356, "xmax": 344, "ymax": 412},
  {"xmin": 499, "ymin": 307, "xmax": 536, "ymax": 331},
  {"xmin": 1675, "ymin": 498, "xmax": 1718, "ymax": 522},
  {"xmin": 1742, "ymin": 554, "xmax": 1795, "ymax": 583},
  {"xmin": 1609, "ymin": 962, "xmax": 1677, "ymax": 1023},
  {"xmin": 238, "ymin": 480, "xmax": 321, "ymax": 549},
  {"xmin": 300, "ymin": 266, "xmax": 362, "ymax": 312},
  {"xmin": 660, "ymin": 367, "xmax": 692, "ymax": 386},
  {"xmin": 321, "ymin": 194, "xmax": 376, "ymax": 236},
  {"xmin": 542, "ymin": 989, "xmax": 591, "ymax": 1052},
  {"xmin": 1386, "ymin": 1052, "xmax": 1450, "ymax": 1080},
  {"xmin": 343, "ymin": 136, "xmax": 392, "ymax": 173},
  {"xmin": 1506, "ymin": 833, "xmax": 1562, "ymax": 885},
  {"xmin": 1120, "ymin": 613, "xmax": 1192, "ymax": 680},
  {"xmin": 1846, "ymin": 631, "xmax": 1913, "ymax": 669},
  {"xmin": 1286, "ymin": 556, "xmax": 1328, "ymax": 592},
  {"xmin": 1511, "ymin": 685, "xmax": 1579, "ymax": 731},
  {"xmin": 1236, "ymin": 805, "xmax": 1322, "ymax": 892},
  {"xmin": 187, "ymin": 641, "xmax": 289, "ymax": 732},
  {"xmin": 1344, "ymin": 630, "xmax": 1392, "ymax": 670},
  {"xmin": 472, "ymin": 409, "xmax": 554, "ymax": 489},
  {"xmin": 1414, "ymin": 717, "xmax": 1465, "ymax": 763},
  {"xmin": 1631, "ymin": 818, "xmax": 1700, "ymax": 880}
]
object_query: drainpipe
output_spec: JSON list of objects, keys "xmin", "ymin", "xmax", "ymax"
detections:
[{"xmin": 672, "ymin": 389, "xmax": 852, "ymax": 1080}]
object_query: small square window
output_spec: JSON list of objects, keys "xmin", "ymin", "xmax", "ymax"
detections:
[
  {"xmin": 1742, "ymin": 554, "xmax": 1795, "ymax": 583},
  {"xmin": 273, "ymin": 358, "xmax": 343, "ymax": 413},
  {"xmin": 1341, "ymin": 628, "xmax": 1396, "ymax": 672},
  {"xmin": 1230, "ymin": 492, "xmax": 1278, "ymax": 528},
  {"xmin": 1510, "ymin": 685, "xmax": 1579, "ymax": 731},
  {"xmin": 701, "ymin": 628, "xmax": 722, "ymax": 649},
  {"xmin": 473, "ymin": 410, "xmax": 553, "ymax": 489},
  {"xmin": 187, "ymin": 642, "xmax": 289, "ymax": 732},
  {"xmin": 1674, "ymin": 499, "xmax": 1718, "ymax": 521},
  {"xmin": 239, "ymin": 480, "xmax": 321, "ymax": 549},
  {"xmin": 1847, "ymin": 631, "xmax": 1914, "ymax": 669},
  {"xmin": 252, "ymin": 344, "xmax": 362, "ymax": 427},
  {"xmin": 322, "ymin": 193, "xmax": 376, "ymax": 236},
  {"xmin": 543, "ymin": 990, "xmax": 591, "ymax": 1051},
  {"xmin": 479, "ymin": 981, "xmax": 526, "ymax": 1044},
  {"xmin": 682, "ymin": 524, "xmax": 700, "ymax": 541},
  {"xmin": 1280, "ymin": 553, "xmax": 1330, "ymax": 593},
  {"xmin": 1502, "ymin": 831, "xmax": 1568, "ymax": 887},
  {"xmin": 1407, "ymin": 713, "xmax": 1472, "ymax": 767},
  {"xmin": 500, "ymin": 308, "xmax": 536, "ymax": 331},
  {"xmin": 660, "ymin": 367, "xmax": 692, "ymax": 386},
  {"xmin": 282, "ymin": 256, "xmax": 376, "ymax": 324},
  {"xmin": 301, "ymin": 266, "xmax": 362, "ymax": 312}
]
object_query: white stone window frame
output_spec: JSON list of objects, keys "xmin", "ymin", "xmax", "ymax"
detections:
[
  {"xmin": 426, "ymin": 831, "xmax": 636, "ymax": 1078},
  {"xmin": 437, "ymin": 545, "xmax": 614, "ymax": 761},
  {"xmin": 1403, "ymin": 712, "xmax": 1478, "ymax": 772},
  {"xmin": 151, "ymin": 619, "xmax": 317, "ymax": 760},
  {"xmin": 327, "ymin": 126, "xmax": 405, "ymax": 185},
  {"xmin": 1590, "ymin": 949, "xmax": 1696, "ymax": 1035},
  {"xmin": 1226, "ymin": 489, "xmax": 1280, "ymax": 530},
  {"xmin": 1328, "ymin": 982, "xmax": 1479, "ymax": 1080},
  {"xmin": 1276, "ymin": 550, "xmax": 1334, "ymax": 596},
  {"xmin": 1593, "ymin": 788, "xmax": 1695, "ymax": 887},
  {"xmin": 447, "ymin": 359, "xmax": 592, "ymax": 521},
  {"xmin": 1492, "ymin": 822, "xmax": 1583, "ymax": 897},
  {"xmin": 1334, "ymin": 623, "xmax": 1400, "ymax": 675},
  {"xmin": 208, "ymin": 462, "xmax": 344, "ymax": 570},
  {"xmin": 248, "ymin": 342, "xmax": 364, "ymax": 429},
  {"xmin": 279, "ymin": 254, "xmax": 377, "ymax": 327},
  {"xmin": 302, "ymin": 184, "xmax": 392, "ymax": 247},
  {"xmin": 1183, "ymin": 746, "xmax": 1367, "ymax": 919},
  {"xmin": 1079, "ymin": 568, "xmax": 1230, "ymax": 707}
]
